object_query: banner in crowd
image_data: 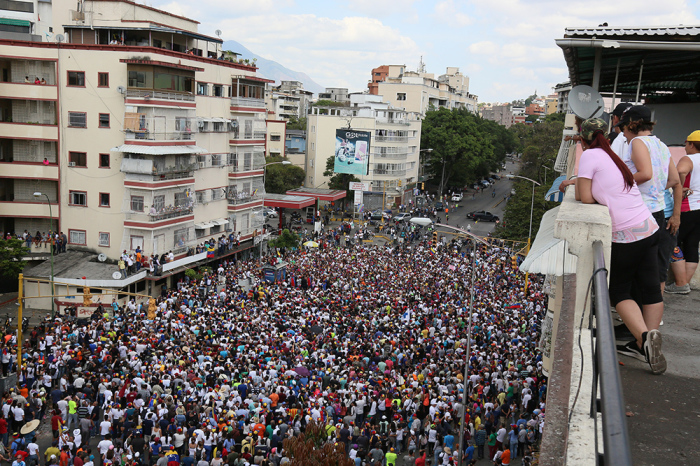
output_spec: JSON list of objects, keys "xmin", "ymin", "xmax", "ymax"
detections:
[{"xmin": 333, "ymin": 129, "xmax": 371, "ymax": 175}]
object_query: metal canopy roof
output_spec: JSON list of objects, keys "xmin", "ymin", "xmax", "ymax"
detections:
[
  {"xmin": 263, "ymin": 194, "xmax": 316, "ymax": 209},
  {"xmin": 285, "ymin": 188, "xmax": 347, "ymax": 201},
  {"xmin": 556, "ymin": 26, "xmax": 700, "ymax": 95}
]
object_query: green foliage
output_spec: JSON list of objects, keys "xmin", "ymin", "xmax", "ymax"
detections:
[
  {"xmin": 269, "ymin": 229, "xmax": 300, "ymax": 249},
  {"xmin": 286, "ymin": 115, "xmax": 307, "ymax": 131},
  {"xmin": 312, "ymin": 99, "xmax": 346, "ymax": 107},
  {"xmin": 265, "ymin": 156, "xmax": 305, "ymax": 194},
  {"xmin": 420, "ymin": 108, "xmax": 507, "ymax": 191},
  {"xmin": 185, "ymin": 268, "xmax": 201, "ymax": 282},
  {"xmin": 525, "ymin": 114, "xmax": 540, "ymax": 123},
  {"xmin": 323, "ymin": 155, "xmax": 360, "ymax": 206},
  {"xmin": 0, "ymin": 238, "xmax": 29, "ymax": 281},
  {"xmin": 494, "ymin": 181, "xmax": 558, "ymax": 241},
  {"xmin": 545, "ymin": 112, "xmax": 565, "ymax": 123}
]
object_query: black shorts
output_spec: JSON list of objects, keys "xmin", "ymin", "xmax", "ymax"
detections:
[
  {"xmin": 609, "ymin": 231, "xmax": 663, "ymax": 306},
  {"xmin": 678, "ymin": 209, "xmax": 700, "ymax": 263},
  {"xmin": 653, "ymin": 210, "xmax": 675, "ymax": 282}
]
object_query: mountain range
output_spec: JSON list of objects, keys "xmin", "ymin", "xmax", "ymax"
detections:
[{"xmin": 223, "ymin": 40, "xmax": 325, "ymax": 95}]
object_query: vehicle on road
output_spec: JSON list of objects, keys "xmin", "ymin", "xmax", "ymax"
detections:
[
  {"xmin": 480, "ymin": 180, "xmax": 491, "ymax": 187},
  {"xmin": 393, "ymin": 213, "xmax": 412, "ymax": 222},
  {"xmin": 451, "ymin": 193, "xmax": 463, "ymax": 202},
  {"xmin": 466, "ymin": 210, "xmax": 500, "ymax": 222},
  {"xmin": 434, "ymin": 201, "xmax": 444, "ymax": 210},
  {"xmin": 371, "ymin": 210, "xmax": 391, "ymax": 221},
  {"xmin": 492, "ymin": 174, "xmax": 501, "ymax": 180},
  {"xmin": 263, "ymin": 207, "xmax": 278, "ymax": 218}
]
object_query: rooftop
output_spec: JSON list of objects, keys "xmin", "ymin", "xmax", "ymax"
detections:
[{"xmin": 27, "ymin": 251, "xmax": 117, "ymax": 281}]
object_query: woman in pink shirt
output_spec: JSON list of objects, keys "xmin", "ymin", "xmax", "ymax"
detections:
[{"xmin": 574, "ymin": 118, "xmax": 666, "ymax": 375}]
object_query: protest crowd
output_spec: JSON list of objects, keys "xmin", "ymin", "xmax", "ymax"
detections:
[{"xmin": 2, "ymin": 238, "xmax": 547, "ymax": 466}]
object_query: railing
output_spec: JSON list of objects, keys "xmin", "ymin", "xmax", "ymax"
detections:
[
  {"xmin": 374, "ymin": 135, "xmax": 408, "ymax": 143},
  {"xmin": 125, "ymin": 129, "xmax": 195, "ymax": 141},
  {"xmin": 379, "ymin": 118, "xmax": 410, "ymax": 126},
  {"xmin": 227, "ymin": 193, "xmax": 263, "ymax": 205},
  {"xmin": 126, "ymin": 89, "xmax": 195, "ymax": 102},
  {"xmin": 126, "ymin": 206, "xmax": 193, "ymax": 222},
  {"xmin": 152, "ymin": 167, "xmax": 196, "ymax": 180},
  {"xmin": 373, "ymin": 169, "xmax": 406, "ymax": 176},
  {"xmin": 590, "ymin": 240, "xmax": 633, "ymax": 466},
  {"xmin": 374, "ymin": 151, "xmax": 409, "ymax": 160},
  {"xmin": 230, "ymin": 96, "xmax": 265, "ymax": 108}
]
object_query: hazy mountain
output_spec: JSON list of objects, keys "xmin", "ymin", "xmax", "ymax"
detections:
[{"xmin": 223, "ymin": 40, "xmax": 325, "ymax": 95}]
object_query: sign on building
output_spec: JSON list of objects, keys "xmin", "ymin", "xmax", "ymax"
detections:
[
  {"xmin": 333, "ymin": 129, "xmax": 371, "ymax": 176},
  {"xmin": 349, "ymin": 182, "xmax": 370, "ymax": 191}
]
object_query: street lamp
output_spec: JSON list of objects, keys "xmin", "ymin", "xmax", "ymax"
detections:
[
  {"xmin": 505, "ymin": 175, "xmax": 541, "ymax": 295},
  {"xmin": 418, "ymin": 148, "xmax": 433, "ymax": 183},
  {"xmin": 542, "ymin": 165, "xmax": 553, "ymax": 185},
  {"xmin": 34, "ymin": 192, "xmax": 55, "ymax": 318}
]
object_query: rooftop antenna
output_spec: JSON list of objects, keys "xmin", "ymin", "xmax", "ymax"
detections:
[{"xmin": 417, "ymin": 56, "xmax": 426, "ymax": 74}]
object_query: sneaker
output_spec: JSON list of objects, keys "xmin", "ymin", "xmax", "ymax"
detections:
[
  {"xmin": 616, "ymin": 340, "xmax": 646, "ymax": 362},
  {"xmin": 642, "ymin": 329, "xmax": 667, "ymax": 375},
  {"xmin": 665, "ymin": 283, "xmax": 690, "ymax": 294},
  {"xmin": 614, "ymin": 324, "xmax": 634, "ymax": 343}
]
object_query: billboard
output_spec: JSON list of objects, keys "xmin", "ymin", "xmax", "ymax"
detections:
[{"xmin": 333, "ymin": 129, "xmax": 371, "ymax": 175}]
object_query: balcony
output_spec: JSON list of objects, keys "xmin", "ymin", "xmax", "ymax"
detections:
[
  {"xmin": 126, "ymin": 205, "xmax": 194, "ymax": 223},
  {"xmin": 0, "ymin": 200, "xmax": 57, "ymax": 219},
  {"xmin": 0, "ymin": 162, "xmax": 58, "ymax": 180},
  {"xmin": 126, "ymin": 89, "xmax": 195, "ymax": 102},
  {"xmin": 373, "ymin": 168, "xmax": 406, "ymax": 176},
  {"xmin": 374, "ymin": 135, "xmax": 408, "ymax": 143},
  {"xmin": 0, "ymin": 82, "xmax": 57, "ymax": 101},
  {"xmin": 124, "ymin": 115, "xmax": 196, "ymax": 142},
  {"xmin": 374, "ymin": 149, "xmax": 409, "ymax": 161},
  {"xmin": 230, "ymin": 96, "xmax": 265, "ymax": 108}
]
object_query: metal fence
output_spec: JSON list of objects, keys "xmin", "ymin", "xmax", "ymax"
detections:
[{"xmin": 590, "ymin": 240, "xmax": 633, "ymax": 466}]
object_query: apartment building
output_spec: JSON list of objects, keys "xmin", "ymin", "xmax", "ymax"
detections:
[
  {"xmin": 318, "ymin": 87, "xmax": 349, "ymax": 104},
  {"xmin": 305, "ymin": 94, "xmax": 421, "ymax": 208},
  {"xmin": 369, "ymin": 65, "xmax": 478, "ymax": 115},
  {"xmin": 0, "ymin": 0, "xmax": 271, "ymax": 263},
  {"xmin": 266, "ymin": 80, "xmax": 313, "ymax": 120},
  {"xmin": 555, "ymin": 82, "xmax": 572, "ymax": 113},
  {"xmin": 481, "ymin": 103, "xmax": 514, "ymax": 128}
]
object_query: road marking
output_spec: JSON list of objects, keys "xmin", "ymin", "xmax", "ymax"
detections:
[{"xmin": 493, "ymin": 198, "xmax": 505, "ymax": 208}]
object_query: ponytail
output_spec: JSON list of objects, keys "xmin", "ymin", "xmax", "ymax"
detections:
[{"xmin": 586, "ymin": 132, "xmax": 635, "ymax": 190}]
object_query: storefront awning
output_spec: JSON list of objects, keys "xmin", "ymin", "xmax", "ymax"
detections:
[
  {"xmin": 211, "ymin": 218, "xmax": 229, "ymax": 226},
  {"xmin": 264, "ymin": 194, "xmax": 316, "ymax": 209},
  {"xmin": 520, "ymin": 206, "xmax": 578, "ymax": 276}
]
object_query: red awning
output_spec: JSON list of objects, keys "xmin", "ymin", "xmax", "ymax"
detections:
[
  {"xmin": 263, "ymin": 194, "xmax": 316, "ymax": 209},
  {"xmin": 285, "ymin": 188, "xmax": 346, "ymax": 202}
]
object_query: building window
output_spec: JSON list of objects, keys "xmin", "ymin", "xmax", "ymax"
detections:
[
  {"xmin": 311, "ymin": 125, "xmax": 315, "ymax": 133},
  {"xmin": 68, "ymin": 112, "xmax": 87, "ymax": 128},
  {"xmin": 99, "ymin": 193, "xmax": 110, "ymax": 207},
  {"xmin": 69, "ymin": 229, "xmax": 86, "ymax": 245},
  {"xmin": 173, "ymin": 228, "xmax": 188, "ymax": 249},
  {"xmin": 396, "ymin": 93, "xmax": 406, "ymax": 101},
  {"xmin": 210, "ymin": 224, "xmax": 221, "ymax": 234},
  {"xmin": 69, "ymin": 191, "xmax": 87, "ymax": 206},
  {"xmin": 98, "ymin": 72, "xmax": 109, "ymax": 87},
  {"xmin": 98, "ymin": 232, "xmax": 110, "ymax": 247},
  {"xmin": 67, "ymin": 71, "xmax": 85, "ymax": 87},
  {"xmin": 213, "ymin": 121, "xmax": 224, "ymax": 132},
  {"xmin": 130, "ymin": 235, "xmax": 144, "ymax": 251},
  {"xmin": 197, "ymin": 82, "xmax": 208, "ymax": 95},
  {"xmin": 270, "ymin": 135, "xmax": 281, "ymax": 141},
  {"xmin": 99, "ymin": 153, "xmax": 110, "ymax": 168},
  {"xmin": 130, "ymin": 196, "xmax": 144, "ymax": 212},
  {"xmin": 213, "ymin": 85, "xmax": 223, "ymax": 97},
  {"xmin": 196, "ymin": 191, "xmax": 205, "ymax": 204},
  {"xmin": 69, "ymin": 151, "xmax": 87, "ymax": 167},
  {"xmin": 99, "ymin": 113, "xmax": 110, "ymax": 128}
]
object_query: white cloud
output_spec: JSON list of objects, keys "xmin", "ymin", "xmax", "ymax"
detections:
[
  {"xmin": 469, "ymin": 41, "xmax": 499, "ymax": 55},
  {"xmin": 345, "ymin": 0, "xmax": 419, "ymax": 17},
  {"xmin": 434, "ymin": 0, "xmax": 473, "ymax": 27}
]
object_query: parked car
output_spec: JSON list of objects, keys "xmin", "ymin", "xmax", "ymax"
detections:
[
  {"xmin": 472, "ymin": 183, "xmax": 480, "ymax": 190},
  {"xmin": 371, "ymin": 210, "xmax": 390, "ymax": 221},
  {"xmin": 263, "ymin": 207, "xmax": 278, "ymax": 218},
  {"xmin": 466, "ymin": 210, "xmax": 500, "ymax": 222},
  {"xmin": 451, "ymin": 193, "xmax": 463, "ymax": 202},
  {"xmin": 435, "ymin": 201, "xmax": 444, "ymax": 210},
  {"xmin": 393, "ymin": 213, "xmax": 412, "ymax": 222},
  {"xmin": 480, "ymin": 180, "xmax": 491, "ymax": 187}
]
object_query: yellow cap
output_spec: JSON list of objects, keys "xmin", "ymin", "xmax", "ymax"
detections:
[{"xmin": 687, "ymin": 130, "xmax": 700, "ymax": 142}]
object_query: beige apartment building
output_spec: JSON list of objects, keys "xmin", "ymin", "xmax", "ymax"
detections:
[
  {"xmin": 369, "ymin": 65, "xmax": 478, "ymax": 115},
  {"xmin": 305, "ymin": 94, "xmax": 422, "ymax": 208},
  {"xmin": 0, "ymin": 0, "xmax": 272, "ymax": 264}
]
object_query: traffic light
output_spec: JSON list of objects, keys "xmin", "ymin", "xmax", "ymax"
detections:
[
  {"xmin": 421, "ymin": 183, "xmax": 425, "ymax": 190},
  {"xmin": 398, "ymin": 180, "xmax": 402, "ymax": 187},
  {"xmin": 83, "ymin": 288, "xmax": 93, "ymax": 306},
  {"xmin": 432, "ymin": 232, "xmax": 438, "ymax": 248},
  {"xmin": 511, "ymin": 256, "xmax": 518, "ymax": 269}
]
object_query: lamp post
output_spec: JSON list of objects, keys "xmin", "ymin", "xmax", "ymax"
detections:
[
  {"xmin": 33, "ymin": 192, "xmax": 55, "ymax": 318},
  {"xmin": 261, "ymin": 161, "xmax": 291, "ymax": 257},
  {"xmin": 505, "ymin": 175, "xmax": 541, "ymax": 295},
  {"xmin": 542, "ymin": 165, "xmax": 553, "ymax": 185}
]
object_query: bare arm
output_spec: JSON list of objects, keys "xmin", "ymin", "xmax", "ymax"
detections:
[
  {"xmin": 666, "ymin": 158, "xmax": 682, "ymax": 235},
  {"xmin": 574, "ymin": 177, "xmax": 596, "ymax": 204},
  {"xmin": 630, "ymin": 139, "xmax": 653, "ymax": 184}
]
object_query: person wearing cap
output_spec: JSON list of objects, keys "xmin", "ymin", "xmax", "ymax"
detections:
[
  {"xmin": 572, "ymin": 117, "xmax": 666, "ymax": 375},
  {"xmin": 671, "ymin": 129, "xmax": 700, "ymax": 294},
  {"xmin": 609, "ymin": 102, "xmax": 633, "ymax": 149},
  {"xmin": 617, "ymin": 104, "xmax": 682, "ymax": 296}
]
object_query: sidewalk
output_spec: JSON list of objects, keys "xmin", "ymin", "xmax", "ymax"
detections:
[{"xmin": 618, "ymin": 291, "xmax": 700, "ymax": 465}]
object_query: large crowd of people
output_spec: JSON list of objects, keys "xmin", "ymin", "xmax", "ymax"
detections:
[{"xmin": 4, "ymin": 235, "xmax": 546, "ymax": 466}]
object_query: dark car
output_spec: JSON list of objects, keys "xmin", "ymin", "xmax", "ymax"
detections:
[
  {"xmin": 466, "ymin": 210, "xmax": 499, "ymax": 222},
  {"xmin": 435, "ymin": 201, "xmax": 444, "ymax": 210}
]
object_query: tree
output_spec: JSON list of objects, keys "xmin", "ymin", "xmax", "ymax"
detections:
[
  {"xmin": 268, "ymin": 229, "xmax": 300, "ymax": 250},
  {"xmin": 281, "ymin": 421, "xmax": 354, "ymax": 466},
  {"xmin": 0, "ymin": 238, "xmax": 29, "ymax": 282},
  {"xmin": 323, "ymin": 155, "xmax": 360, "ymax": 208},
  {"xmin": 264, "ymin": 156, "xmax": 305, "ymax": 194},
  {"xmin": 420, "ymin": 108, "xmax": 502, "ymax": 193},
  {"xmin": 286, "ymin": 115, "xmax": 307, "ymax": 131}
]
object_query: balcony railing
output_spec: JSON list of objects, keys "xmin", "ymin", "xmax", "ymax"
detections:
[
  {"xmin": 375, "ymin": 135, "xmax": 408, "ymax": 143},
  {"xmin": 152, "ymin": 165, "xmax": 197, "ymax": 180},
  {"xmin": 126, "ymin": 205, "xmax": 194, "ymax": 222},
  {"xmin": 373, "ymin": 168, "xmax": 407, "ymax": 176},
  {"xmin": 374, "ymin": 150, "xmax": 409, "ymax": 160},
  {"xmin": 230, "ymin": 97, "xmax": 265, "ymax": 108},
  {"xmin": 126, "ymin": 89, "xmax": 195, "ymax": 102},
  {"xmin": 227, "ymin": 193, "xmax": 263, "ymax": 205}
]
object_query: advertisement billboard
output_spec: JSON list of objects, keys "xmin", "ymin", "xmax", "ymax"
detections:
[{"xmin": 333, "ymin": 129, "xmax": 371, "ymax": 175}]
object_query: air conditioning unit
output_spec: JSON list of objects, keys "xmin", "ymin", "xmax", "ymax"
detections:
[{"xmin": 68, "ymin": 162, "xmax": 76, "ymax": 167}]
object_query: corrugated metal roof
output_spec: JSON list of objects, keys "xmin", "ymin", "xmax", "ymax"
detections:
[
  {"xmin": 111, "ymin": 144, "xmax": 207, "ymax": 155},
  {"xmin": 565, "ymin": 26, "xmax": 700, "ymax": 37}
]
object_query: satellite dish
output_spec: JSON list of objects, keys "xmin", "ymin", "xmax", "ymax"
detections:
[
  {"xmin": 55, "ymin": 34, "xmax": 65, "ymax": 43},
  {"xmin": 215, "ymin": 29, "xmax": 222, "ymax": 38},
  {"xmin": 568, "ymin": 85, "xmax": 604, "ymax": 119},
  {"xmin": 112, "ymin": 272, "xmax": 123, "ymax": 280},
  {"xmin": 117, "ymin": 86, "xmax": 126, "ymax": 94},
  {"xmin": 98, "ymin": 253, "xmax": 107, "ymax": 262}
]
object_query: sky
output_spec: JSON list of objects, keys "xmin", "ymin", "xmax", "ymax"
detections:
[{"xmin": 153, "ymin": 0, "xmax": 700, "ymax": 103}]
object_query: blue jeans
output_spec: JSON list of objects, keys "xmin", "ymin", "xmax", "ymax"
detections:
[{"xmin": 510, "ymin": 441, "xmax": 518, "ymax": 459}]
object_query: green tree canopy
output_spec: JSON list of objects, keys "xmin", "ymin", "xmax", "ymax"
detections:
[
  {"xmin": 264, "ymin": 156, "xmax": 305, "ymax": 194},
  {"xmin": 323, "ymin": 155, "xmax": 360, "ymax": 207},
  {"xmin": 269, "ymin": 229, "xmax": 300, "ymax": 250},
  {"xmin": 0, "ymin": 238, "xmax": 29, "ymax": 282},
  {"xmin": 286, "ymin": 115, "xmax": 307, "ymax": 131},
  {"xmin": 420, "ymin": 108, "xmax": 506, "ymax": 192}
]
